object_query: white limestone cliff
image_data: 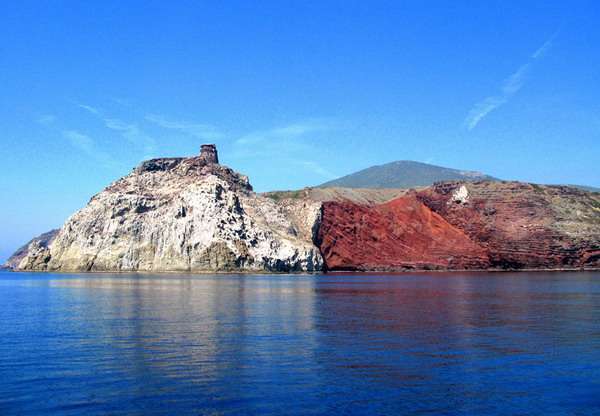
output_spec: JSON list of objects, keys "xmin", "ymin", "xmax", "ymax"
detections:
[{"xmin": 17, "ymin": 145, "xmax": 323, "ymax": 272}]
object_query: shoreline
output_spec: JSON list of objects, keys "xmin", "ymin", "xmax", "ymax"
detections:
[{"xmin": 3, "ymin": 267, "xmax": 599, "ymax": 276}]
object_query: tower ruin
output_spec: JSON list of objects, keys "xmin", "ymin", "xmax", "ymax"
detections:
[{"xmin": 199, "ymin": 144, "xmax": 219, "ymax": 164}]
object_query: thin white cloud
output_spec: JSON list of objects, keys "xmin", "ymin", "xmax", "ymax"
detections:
[
  {"xmin": 464, "ymin": 34, "xmax": 556, "ymax": 130},
  {"xmin": 104, "ymin": 118, "xmax": 157, "ymax": 157},
  {"xmin": 235, "ymin": 119, "xmax": 336, "ymax": 146},
  {"xmin": 145, "ymin": 114, "xmax": 223, "ymax": 141},
  {"xmin": 271, "ymin": 122, "xmax": 331, "ymax": 137},
  {"xmin": 501, "ymin": 63, "xmax": 530, "ymax": 95},
  {"xmin": 298, "ymin": 161, "xmax": 338, "ymax": 179},
  {"xmin": 231, "ymin": 120, "xmax": 342, "ymax": 186},
  {"xmin": 78, "ymin": 103, "xmax": 101, "ymax": 115},
  {"xmin": 531, "ymin": 32, "xmax": 557, "ymax": 59},
  {"xmin": 63, "ymin": 130, "xmax": 94, "ymax": 153},
  {"xmin": 36, "ymin": 114, "xmax": 56, "ymax": 125},
  {"xmin": 62, "ymin": 130, "xmax": 116, "ymax": 168},
  {"xmin": 111, "ymin": 97, "xmax": 132, "ymax": 107},
  {"xmin": 75, "ymin": 102, "xmax": 157, "ymax": 158},
  {"xmin": 464, "ymin": 96, "xmax": 509, "ymax": 131}
]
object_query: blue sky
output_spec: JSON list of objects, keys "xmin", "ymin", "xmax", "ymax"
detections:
[{"xmin": 1, "ymin": 1, "xmax": 599, "ymax": 261}]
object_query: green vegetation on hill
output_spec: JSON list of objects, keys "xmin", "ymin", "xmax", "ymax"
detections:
[{"xmin": 319, "ymin": 160, "xmax": 498, "ymax": 189}]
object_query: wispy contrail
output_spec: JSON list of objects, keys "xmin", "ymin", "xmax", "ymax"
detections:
[
  {"xmin": 464, "ymin": 33, "xmax": 557, "ymax": 130},
  {"xmin": 145, "ymin": 114, "xmax": 223, "ymax": 141}
]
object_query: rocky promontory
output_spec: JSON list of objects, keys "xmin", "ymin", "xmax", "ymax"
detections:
[{"xmin": 15, "ymin": 145, "xmax": 323, "ymax": 272}]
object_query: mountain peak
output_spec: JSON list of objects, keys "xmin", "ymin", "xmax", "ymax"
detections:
[{"xmin": 319, "ymin": 160, "xmax": 497, "ymax": 189}]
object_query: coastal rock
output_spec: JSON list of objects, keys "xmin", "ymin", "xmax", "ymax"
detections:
[
  {"xmin": 16, "ymin": 146, "xmax": 323, "ymax": 272},
  {"xmin": 4, "ymin": 229, "xmax": 58, "ymax": 270},
  {"xmin": 416, "ymin": 181, "xmax": 600, "ymax": 269},
  {"xmin": 317, "ymin": 193, "xmax": 489, "ymax": 271},
  {"xmin": 317, "ymin": 182, "xmax": 600, "ymax": 271}
]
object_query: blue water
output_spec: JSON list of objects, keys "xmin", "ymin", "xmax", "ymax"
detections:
[{"xmin": 1, "ymin": 271, "xmax": 599, "ymax": 415}]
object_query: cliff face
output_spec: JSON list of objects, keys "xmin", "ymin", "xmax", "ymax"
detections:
[
  {"xmin": 317, "ymin": 194, "xmax": 489, "ymax": 271},
  {"xmin": 317, "ymin": 181, "xmax": 600, "ymax": 271},
  {"xmin": 416, "ymin": 182, "xmax": 600, "ymax": 269},
  {"xmin": 17, "ymin": 147, "xmax": 323, "ymax": 272}
]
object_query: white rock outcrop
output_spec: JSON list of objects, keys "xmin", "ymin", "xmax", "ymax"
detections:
[
  {"xmin": 450, "ymin": 184, "xmax": 469, "ymax": 205},
  {"xmin": 18, "ymin": 147, "xmax": 323, "ymax": 272}
]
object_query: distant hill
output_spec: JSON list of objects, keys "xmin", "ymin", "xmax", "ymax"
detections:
[
  {"xmin": 566, "ymin": 184, "xmax": 600, "ymax": 193},
  {"xmin": 319, "ymin": 160, "xmax": 498, "ymax": 189},
  {"xmin": 4, "ymin": 229, "xmax": 59, "ymax": 270}
]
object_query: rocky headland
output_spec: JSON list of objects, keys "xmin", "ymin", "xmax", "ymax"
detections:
[
  {"xmin": 14, "ymin": 145, "xmax": 322, "ymax": 272},
  {"xmin": 8, "ymin": 145, "xmax": 600, "ymax": 273}
]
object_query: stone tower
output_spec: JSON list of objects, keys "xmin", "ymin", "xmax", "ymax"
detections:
[{"xmin": 199, "ymin": 144, "xmax": 219, "ymax": 164}]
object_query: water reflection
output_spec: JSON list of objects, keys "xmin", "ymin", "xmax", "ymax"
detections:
[
  {"xmin": 313, "ymin": 272, "xmax": 600, "ymax": 414},
  {"xmin": 0, "ymin": 272, "xmax": 599, "ymax": 415}
]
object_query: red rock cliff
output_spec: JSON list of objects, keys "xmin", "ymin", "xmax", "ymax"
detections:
[
  {"xmin": 317, "ymin": 194, "xmax": 489, "ymax": 271},
  {"xmin": 318, "ymin": 182, "xmax": 600, "ymax": 271},
  {"xmin": 416, "ymin": 181, "xmax": 600, "ymax": 269}
]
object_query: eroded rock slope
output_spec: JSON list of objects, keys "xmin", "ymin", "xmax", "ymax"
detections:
[
  {"xmin": 317, "ymin": 194, "xmax": 489, "ymax": 271},
  {"xmin": 317, "ymin": 181, "xmax": 599, "ymax": 271},
  {"xmin": 417, "ymin": 181, "xmax": 600, "ymax": 269}
]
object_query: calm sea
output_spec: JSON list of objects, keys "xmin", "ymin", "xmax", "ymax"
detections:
[{"xmin": 1, "ymin": 271, "xmax": 599, "ymax": 415}]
